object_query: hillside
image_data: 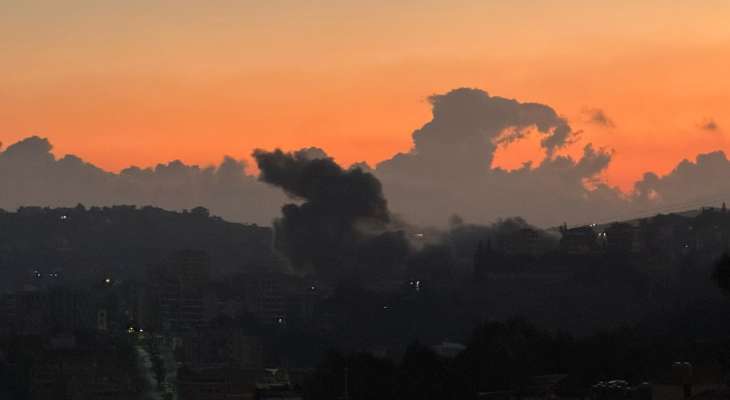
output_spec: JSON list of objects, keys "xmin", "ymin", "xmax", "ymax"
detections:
[{"xmin": 0, "ymin": 205, "xmax": 276, "ymax": 291}]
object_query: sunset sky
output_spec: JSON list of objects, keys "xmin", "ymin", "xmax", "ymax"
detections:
[{"xmin": 3, "ymin": 0, "xmax": 730, "ymax": 191}]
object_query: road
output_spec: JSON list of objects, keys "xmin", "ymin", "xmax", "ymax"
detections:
[{"xmin": 135, "ymin": 336, "xmax": 177, "ymax": 400}]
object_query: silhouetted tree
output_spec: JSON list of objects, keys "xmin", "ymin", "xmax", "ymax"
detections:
[
  {"xmin": 191, "ymin": 206, "xmax": 210, "ymax": 217},
  {"xmin": 304, "ymin": 351, "xmax": 396, "ymax": 400},
  {"xmin": 473, "ymin": 240, "xmax": 494, "ymax": 281},
  {"xmin": 474, "ymin": 241, "xmax": 486, "ymax": 281},
  {"xmin": 398, "ymin": 342, "xmax": 447, "ymax": 400}
]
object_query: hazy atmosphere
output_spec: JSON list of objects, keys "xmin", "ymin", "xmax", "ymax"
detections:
[{"xmin": 3, "ymin": 2, "xmax": 730, "ymax": 400}]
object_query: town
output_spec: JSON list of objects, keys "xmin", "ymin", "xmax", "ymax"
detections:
[{"xmin": 2, "ymin": 204, "xmax": 730, "ymax": 399}]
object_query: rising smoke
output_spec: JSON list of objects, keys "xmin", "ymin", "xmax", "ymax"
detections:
[{"xmin": 253, "ymin": 148, "xmax": 410, "ymax": 279}]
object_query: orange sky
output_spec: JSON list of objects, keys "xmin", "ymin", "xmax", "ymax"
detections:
[{"xmin": 2, "ymin": 1, "xmax": 730, "ymax": 191}]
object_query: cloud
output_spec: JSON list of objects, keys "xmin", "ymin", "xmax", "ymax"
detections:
[
  {"xmin": 583, "ymin": 108, "xmax": 615, "ymax": 128},
  {"xmin": 4, "ymin": 87, "xmax": 730, "ymax": 230},
  {"xmin": 377, "ymin": 88, "xmax": 574, "ymax": 181},
  {"xmin": 700, "ymin": 118, "xmax": 719, "ymax": 131},
  {"xmin": 0, "ymin": 136, "xmax": 283, "ymax": 225},
  {"xmin": 633, "ymin": 151, "xmax": 730, "ymax": 208},
  {"xmin": 374, "ymin": 88, "xmax": 625, "ymax": 227},
  {"xmin": 292, "ymin": 146, "xmax": 329, "ymax": 160}
]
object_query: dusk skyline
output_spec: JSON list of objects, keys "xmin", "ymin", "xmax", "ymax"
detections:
[
  {"xmin": 3, "ymin": 1, "xmax": 730, "ymax": 193},
  {"xmin": 5, "ymin": 3, "xmax": 730, "ymax": 399}
]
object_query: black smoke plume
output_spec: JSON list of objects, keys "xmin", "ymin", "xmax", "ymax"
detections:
[{"xmin": 253, "ymin": 148, "xmax": 409, "ymax": 279}]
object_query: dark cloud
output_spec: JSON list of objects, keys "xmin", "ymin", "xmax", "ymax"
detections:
[
  {"xmin": 374, "ymin": 88, "xmax": 624, "ymax": 227},
  {"xmin": 700, "ymin": 119, "xmax": 719, "ymax": 131},
  {"xmin": 584, "ymin": 108, "xmax": 615, "ymax": 128},
  {"xmin": 253, "ymin": 148, "xmax": 409, "ymax": 278},
  {"xmin": 633, "ymin": 151, "xmax": 730, "ymax": 207},
  {"xmin": 348, "ymin": 161, "xmax": 373, "ymax": 173},
  {"xmin": 377, "ymin": 88, "xmax": 574, "ymax": 181},
  {"xmin": 0, "ymin": 136, "xmax": 283, "ymax": 225},
  {"xmin": 293, "ymin": 147, "xmax": 329, "ymax": 160}
]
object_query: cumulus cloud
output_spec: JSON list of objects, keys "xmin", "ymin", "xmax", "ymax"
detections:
[
  {"xmin": 377, "ymin": 88, "xmax": 574, "ymax": 181},
  {"xmin": 374, "ymin": 88, "xmax": 625, "ymax": 227},
  {"xmin": 633, "ymin": 151, "xmax": 730, "ymax": 208},
  {"xmin": 292, "ymin": 146, "xmax": 329, "ymax": 160},
  {"xmin": 0, "ymin": 136, "xmax": 283, "ymax": 225}
]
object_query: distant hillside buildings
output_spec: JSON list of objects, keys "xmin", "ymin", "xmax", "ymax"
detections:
[{"xmin": 555, "ymin": 206, "xmax": 730, "ymax": 257}]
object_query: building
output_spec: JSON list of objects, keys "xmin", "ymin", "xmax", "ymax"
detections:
[
  {"xmin": 432, "ymin": 341, "xmax": 466, "ymax": 358},
  {"xmin": 29, "ymin": 343, "xmax": 139, "ymax": 400},
  {"xmin": 143, "ymin": 250, "xmax": 213, "ymax": 335},
  {"xmin": 180, "ymin": 327, "xmax": 264, "ymax": 369},
  {"xmin": 501, "ymin": 228, "xmax": 543, "ymax": 256},
  {"xmin": 13, "ymin": 287, "xmax": 93, "ymax": 335},
  {"xmin": 0, "ymin": 292, "xmax": 16, "ymax": 336},
  {"xmin": 603, "ymin": 222, "xmax": 639, "ymax": 254},
  {"xmin": 255, "ymin": 369, "xmax": 303, "ymax": 400},
  {"xmin": 240, "ymin": 270, "xmax": 294, "ymax": 326},
  {"xmin": 559, "ymin": 225, "xmax": 599, "ymax": 255},
  {"xmin": 176, "ymin": 366, "xmax": 260, "ymax": 400},
  {"xmin": 177, "ymin": 367, "xmax": 303, "ymax": 400}
]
